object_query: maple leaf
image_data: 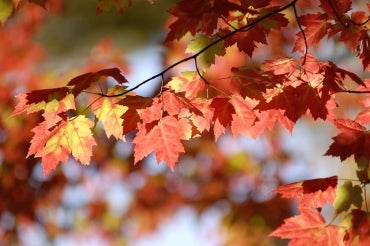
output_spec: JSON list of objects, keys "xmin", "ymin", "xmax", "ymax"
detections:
[
  {"xmin": 257, "ymin": 83, "xmax": 333, "ymax": 123},
  {"xmin": 118, "ymin": 95, "xmax": 153, "ymax": 134},
  {"xmin": 165, "ymin": 0, "xmax": 239, "ymax": 41},
  {"xmin": 42, "ymin": 94, "xmax": 76, "ymax": 128},
  {"xmin": 319, "ymin": 0, "xmax": 351, "ymax": 19},
  {"xmin": 343, "ymin": 209, "xmax": 370, "ymax": 245},
  {"xmin": 230, "ymin": 66, "xmax": 272, "ymax": 99},
  {"xmin": 325, "ymin": 118, "xmax": 370, "ymax": 164},
  {"xmin": 355, "ymin": 108, "xmax": 370, "ymax": 125},
  {"xmin": 132, "ymin": 116, "xmax": 192, "ymax": 170},
  {"xmin": 224, "ymin": 24, "xmax": 268, "ymax": 57},
  {"xmin": 29, "ymin": 115, "xmax": 96, "ymax": 176},
  {"xmin": 251, "ymin": 109, "xmax": 295, "ymax": 138},
  {"xmin": 333, "ymin": 181, "xmax": 363, "ymax": 213},
  {"xmin": 68, "ymin": 67, "xmax": 127, "ymax": 96},
  {"xmin": 186, "ymin": 34, "xmax": 225, "ymax": 68},
  {"xmin": 321, "ymin": 61, "xmax": 365, "ymax": 89},
  {"xmin": 138, "ymin": 97, "xmax": 163, "ymax": 124},
  {"xmin": 167, "ymin": 71, "xmax": 206, "ymax": 99},
  {"xmin": 293, "ymin": 13, "xmax": 332, "ymax": 53},
  {"xmin": 90, "ymin": 86, "xmax": 128, "ymax": 140},
  {"xmin": 13, "ymin": 91, "xmax": 76, "ymax": 128},
  {"xmin": 210, "ymin": 97, "xmax": 236, "ymax": 140},
  {"xmin": 162, "ymin": 90, "xmax": 203, "ymax": 117},
  {"xmin": 273, "ymin": 176, "xmax": 338, "ymax": 211},
  {"xmin": 270, "ymin": 210, "xmax": 344, "ymax": 245},
  {"xmin": 259, "ymin": 10, "xmax": 289, "ymax": 30},
  {"xmin": 229, "ymin": 95, "xmax": 257, "ymax": 137},
  {"xmin": 263, "ymin": 57, "xmax": 298, "ymax": 75},
  {"xmin": 13, "ymin": 87, "xmax": 71, "ymax": 114},
  {"xmin": 187, "ymin": 98, "xmax": 213, "ymax": 135}
]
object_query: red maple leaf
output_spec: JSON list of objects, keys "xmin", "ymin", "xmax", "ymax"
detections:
[
  {"xmin": 167, "ymin": 72, "xmax": 206, "ymax": 99},
  {"xmin": 230, "ymin": 66, "xmax": 271, "ymax": 100},
  {"xmin": 343, "ymin": 209, "xmax": 370, "ymax": 245},
  {"xmin": 223, "ymin": 25, "xmax": 268, "ymax": 57},
  {"xmin": 165, "ymin": 0, "xmax": 239, "ymax": 41},
  {"xmin": 270, "ymin": 210, "xmax": 344, "ymax": 245},
  {"xmin": 257, "ymin": 83, "xmax": 333, "ymax": 123},
  {"xmin": 132, "ymin": 116, "xmax": 191, "ymax": 170},
  {"xmin": 210, "ymin": 96, "xmax": 236, "ymax": 140},
  {"xmin": 12, "ymin": 87, "xmax": 71, "ymax": 112},
  {"xmin": 119, "ymin": 95, "xmax": 153, "ymax": 134},
  {"xmin": 273, "ymin": 176, "xmax": 337, "ymax": 211},
  {"xmin": 263, "ymin": 57, "xmax": 298, "ymax": 75},
  {"xmin": 251, "ymin": 109, "xmax": 294, "ymax": 137},
  {"xmin": 162, "ymin": 90, "xmax": 203, "ymax": 116},
  {"xmin": 229, "ymin": 95, "xmax": 257, "ymax": 137},
  {"xmin": 188, "ymin": 98, "xmax": 213, "ymax": 135},
  {"xmin": 319, "ymin": 0, "xmax": 351, "ymax": 18},
  {"xmin": 293, "ymin": 13, "xmax": 332, "ymax": 53},
  {"xmin": 325, "ymin": 118, "xmax": 370, "ymax": 164},
  {"xmin": 68, "ymin": 67, "xmax": 127, "ymax": 96},
  {"xmin": 138, "ymin": 97, "xmax": 163, "ymax": 124},
  {"xmin": 28, "ymin": 116, "xmax": 96, "ymax": 176}
]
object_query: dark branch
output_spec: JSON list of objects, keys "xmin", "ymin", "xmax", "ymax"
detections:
[
  {"xmin": 293, "ymin": 4, "xmax": 308, "ymax": 65},
  {"xmin": 99, "ymin": 0, "xmax": 299, "ymax": 98}
]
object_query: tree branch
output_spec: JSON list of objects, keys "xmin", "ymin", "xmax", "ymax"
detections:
[{"xmin": 99, "ymin": 0, "xmax": 299, "ymax": 98}]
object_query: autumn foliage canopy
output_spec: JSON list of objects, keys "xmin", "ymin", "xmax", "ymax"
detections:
[{"xmin": 1, "ymin": 0, "xmax": 370, "ymax": 244}]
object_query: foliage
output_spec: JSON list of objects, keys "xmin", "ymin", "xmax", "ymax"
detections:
[{"xmin": 1, "ymin": 0, "xmax": 370, "ymax": 244}]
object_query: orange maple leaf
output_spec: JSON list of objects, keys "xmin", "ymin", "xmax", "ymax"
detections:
[
  {"xmin": 29, "ymin": 115, "xmax": 96, "ymax": 176},
  {"xmin": 132, "ymin": 116, "xmax": 191, "ymax": 170}
]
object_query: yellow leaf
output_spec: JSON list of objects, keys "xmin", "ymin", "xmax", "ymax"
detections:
[
  {"xmin": 35, "ymin": 116, "xmax": 96, "ymax": 176},
  {"xmin": 91, "ymin": 86, "xmax": 128, "ymax": 140}
]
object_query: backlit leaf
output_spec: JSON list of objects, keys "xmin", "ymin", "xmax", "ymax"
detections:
[
  {"xmin": 186, "ymin": 34, "xmax": 225, "ymax": 68},
  {"xmin": 90, "ymin": 86, "xmax": 128, "ymax": 140},
  {"xmin": 133, "ymin": 116, "xmax": 192, "ymax": 170},
  {"xmin": 29, "ymin": 116, "xmax": 96, "ymax": 176},
  {"xmin": 334, "ymin": 181, "xmax": 363, "ymax": 213},
  {"xmin": 68, "ymin": 68, "xmax": 127, "ymax": 96},
  {"xmin": 270, "ymin": 210, "xmax": 344, "ymax": 244}
]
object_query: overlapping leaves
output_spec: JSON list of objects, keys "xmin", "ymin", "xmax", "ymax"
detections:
[{"xmin": 11, "ymin": 1, "xmax": 370, "ymax": 244}]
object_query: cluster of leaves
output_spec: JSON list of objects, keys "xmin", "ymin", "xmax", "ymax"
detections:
[{"xmin": 5, "ymin": 0, "xmax": 370, "ymax": 244}]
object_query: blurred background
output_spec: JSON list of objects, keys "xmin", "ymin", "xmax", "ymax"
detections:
[{"xmin": 0, "ymin": 0, "xmax": 366, "ymax": 245}]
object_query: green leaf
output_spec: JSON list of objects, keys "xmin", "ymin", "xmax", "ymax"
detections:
[
  {"xmin": 186, "ymin": 34, "xmax": 225, "ymax": 69},
  {"xmin": 334, "ymin": 181, "xmax": 363, "ymax": 213},
  {"xmin": 0, "ymin": 0, "xmax": 12, "ymax": 25}
]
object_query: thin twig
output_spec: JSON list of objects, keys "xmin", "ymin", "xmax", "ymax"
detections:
[
  {"xmin": 194, "ymin": 57, "xmax": 210, "ymax": 85},
  {"xmin": 341, "ymin": 90, "xmax": 370, "ymax": 94},
  {"xmin": 293, "ymin": 4, "xmax": 308, "ymax": 65}
]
